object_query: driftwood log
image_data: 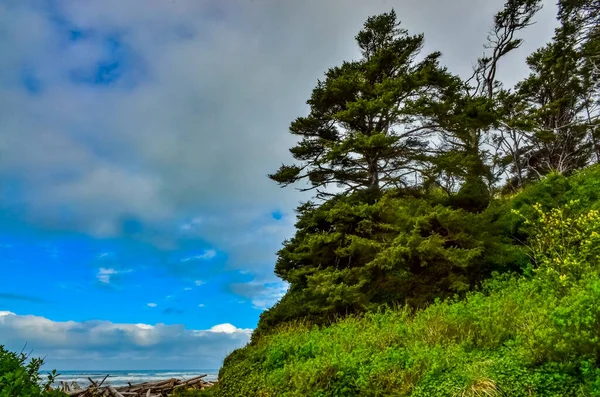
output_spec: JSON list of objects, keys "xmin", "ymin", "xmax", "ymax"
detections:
[{"xmin": 53, "ymin": 375, "xmax": 215, "ymax": 397}]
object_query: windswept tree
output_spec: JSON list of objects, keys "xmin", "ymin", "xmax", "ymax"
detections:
[
  {"xmin": 269, "ymin": 10, "xmax": 452, "ymax": 200},
  {"xmin": 559, "ymin": 0, "xmax": 600, "ymax": 161},
  {"xmin": 426, "ymin": 0, "xmax": 543, "ymax": 209},
  {"xmin": 495, "ymin": 0, "xmax": 600, "ymax": 189},
  {"xmin": 514, "ymin": 31, "xmax": 594, "ymax": 177},
  {"xmin": 559, "ymin": 0, "xmax": 600, "ymax": 56}
]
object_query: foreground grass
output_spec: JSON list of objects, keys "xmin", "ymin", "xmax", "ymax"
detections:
[{"xmin": 214, "ymin": 272, "xmax": 600, "ymax": 396}]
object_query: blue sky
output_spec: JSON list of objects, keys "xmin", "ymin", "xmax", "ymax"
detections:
[{"xmin": 0, "ymin": 0, "xmax": 557, "ymax": 370}]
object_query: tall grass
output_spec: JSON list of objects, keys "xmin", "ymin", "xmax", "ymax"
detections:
[{"xmin": 216, "ymin": 272, "xmax": 600, "ymax": 396}]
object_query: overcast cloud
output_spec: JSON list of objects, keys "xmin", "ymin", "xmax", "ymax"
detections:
[
  {"xmin": 0, "ymin": 0, "xmax": 558, "ymax": 260},
  {"xmin": 0, "ymin": 0, "xmax": 559, "ymax": 369}
]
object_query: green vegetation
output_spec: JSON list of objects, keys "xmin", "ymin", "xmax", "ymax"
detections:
[
  {"xmin": 254, "ymin": 190, "xmax": 526, "ymax": 338},
  {"xmin": 218, "ymin": 276, "xmax": 600, "ymax": 396},
  {"xmin": 210, "ymin": 0, "xmax": 600, "ymax": 394},
  {"xmin": 171, "ymin": 388, "xmax": 216, "ymax": 397},
  {"xmin": 3, "ymin": 0, "xmax": 597, "ymax": 395},
  {"xmin": 0, "ymin": 346, "xmax": 65, "ymax": 397},
  {"xmin": 214, "ymin": 168, "xmax": 600, "ymax": 396}
]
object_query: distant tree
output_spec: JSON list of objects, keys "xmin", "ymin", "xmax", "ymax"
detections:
[
  {"xmin": 269, "ymin": 10, "xmax": 452, "ymax": 200},
  {"xmin": 558, "ymin": 0, "xmax": 600, "ymax": 161},
  {"xmin": 515, "ymin": 31, "xmax": 594, "ymax": 177},
  {"xmin": 425, "ymin": 0, "xmax": 543, "ymax": 210},
  {"xmin": 495, "ymin": 2, "xmax": 599, "ymax": 189}
]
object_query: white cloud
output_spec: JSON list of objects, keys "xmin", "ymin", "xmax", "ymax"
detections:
[
  {"xmin": 0, "ymin": 311, "xmax": 251, "ymax": 370},
  {"xmin": 96, "ymin": 267, "xmax": 131, "ymax": 284},
  {"xmin": 198, "ymin": 304, "xmax": 205, "ymax": 308},
  {"xmin": 208, "ymin": 323, "xmax": 239, "ymax": 334},
  {"xmin": 146, "ymin": 303, "xmax": 157, "ymax": 308},
  {"xmin": 97, "ymin": 268, "xmax": 118, "ymax": 284},
  {"xmin": 183, "ymin": 287, "xmax": 192, "ymax": 291},
  {"xmin": 181, "ymin": 249, "xmax": 217, "ymax": 262},
  {"xmin": 195, "ymin": 280, "xmax": 205, "ymax": 286}
]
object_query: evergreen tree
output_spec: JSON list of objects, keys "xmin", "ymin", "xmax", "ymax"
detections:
[
  {"xmin": 269, "ymin": 10, "xmax": 451, "ymax": 199},
  {"xmin": 494, "ymin": 0, "xmax": 599, "ymax": 190},
  {"xmin": 558, "ymin": 0, "xmax": 600, "ymax": 163},
  {"xmin": 514, "ymin": 30, "xmax": 594, "ymax": 177},
  {"xmin": 558, "ymin": 0, "xmax": 599, "ymax": 162},
  {"xmin": 425, "ymin": 0, "xmax": 543, "ymax": 210}
]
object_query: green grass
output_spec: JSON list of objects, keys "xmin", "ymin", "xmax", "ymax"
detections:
[{"xmin": 215, "ymin": 273, "xmax": 600, "ymax": 396}]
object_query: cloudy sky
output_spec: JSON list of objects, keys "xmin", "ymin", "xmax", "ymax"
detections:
[{"xmin": 0, "ymin": 0, "xmax": 558, "ymax": 370}]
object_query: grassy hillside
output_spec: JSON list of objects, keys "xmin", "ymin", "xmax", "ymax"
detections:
[
  {"xmin": 217, "ymin": 274, "xmax": 600, "ymax": 396},
  {"xmin": 209, "ymin": 167, "xmax": 600, "ymax": 396}
]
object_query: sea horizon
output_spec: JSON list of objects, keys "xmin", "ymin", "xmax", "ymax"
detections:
[{"xmin": 46, "ymin": 369, "xmax": 219, "ymax": 388}]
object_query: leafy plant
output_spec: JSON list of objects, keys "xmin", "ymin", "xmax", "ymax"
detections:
[
  {"xmin": 0, "ymin": 345, "xmax": 66, "ymax": 397},
  {"xmin": 513, "ymin": 200, "xmax": 600, "ymax": 282}
]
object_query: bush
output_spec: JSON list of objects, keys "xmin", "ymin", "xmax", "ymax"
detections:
[
  {"xmin": 513, "ymin": 200, "xmax": 600, "ymax": 282},
  {"xmin": 258, "ymin": 168, "xmax": 600, "ymax": 337},
  {"xmin": 256, "ymin": 191, "xmax": 525, "ymax": 337},
  {"xmin": 216, "ymin": 275, "xmax": 600, "ymax": 395},
  {"xmin": 170, "ymin": 387, "xmax": 216, "ymax": 396},
  {"xmin": 0, "ymin": 346, "xmax": 65, "ymax": 397},
  {"xmin": 213, "ymin": 197, "xmax": 600, "ymax": 396}
]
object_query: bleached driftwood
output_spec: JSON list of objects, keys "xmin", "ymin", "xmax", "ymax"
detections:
[{"xmin": 54, "ymin": 374, "xmax": 214, "ymax": 397}]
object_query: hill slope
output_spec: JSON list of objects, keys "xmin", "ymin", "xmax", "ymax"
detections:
[{"xmin": 211, "ymin": 167, "xmax": 600, "ymax": 396}]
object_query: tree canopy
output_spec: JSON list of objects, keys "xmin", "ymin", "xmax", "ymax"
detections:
[
  {"xmin": 259, "ymin": 0, "xmax": 600, "ymax": 335},
  {"xmin": 269, "ymin": 10, "xmax": 452, "ymax": 199}
]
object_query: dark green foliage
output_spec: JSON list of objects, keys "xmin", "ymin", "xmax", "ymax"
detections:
[
  {"xmin": 255, "ymin": 188, "xmax": 526, "ymax": 337},
  {"xmin": 259, "ymin": 166, "xmax": 599, "ymax": 335},
  {"xmin": 216, "ymin": 2, "xmax": 600, "ymax": 395},
  {"xmin": 451, "ymin": 175, "xmax": 491, "ymax": 212},
  {"xmin": 0, "ymin": 346, "xmax": 65, "ymax": 397},
  {"xmin": 213, "ymin": 182, "xmax": 600, "ymax": 395},
  {"xmin": 508, "ymin": 165, "xmax": 600, "ymax": 218}
]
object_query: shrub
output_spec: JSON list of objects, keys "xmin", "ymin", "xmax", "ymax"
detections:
[
  {"xmin": 0, "ymin": 346, "xmax": 65, "ymax": 397},
  {"xmin": 513, "ymin": 200, "xmax": 600, "ymax": 282},
  {"xmin": 256, "ymin": 191, "xmax": 524, "ymax": 336},
  {"xmin": 170, "ymin": 387, "xmax": 216, "ymax": 396},
  {"xmin": 214, "ymin": 197, "xmax": 600, "ymax": 396}
]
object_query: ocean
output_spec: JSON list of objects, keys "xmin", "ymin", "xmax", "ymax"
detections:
[{"xmin": 48, "ymin": 370, "xmax": 219, "ymax": 388}]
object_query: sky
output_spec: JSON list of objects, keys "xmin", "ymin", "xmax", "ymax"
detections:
[{"xmin": 0, "ymin": 0, "xmax": 558, "ymax": 370}]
